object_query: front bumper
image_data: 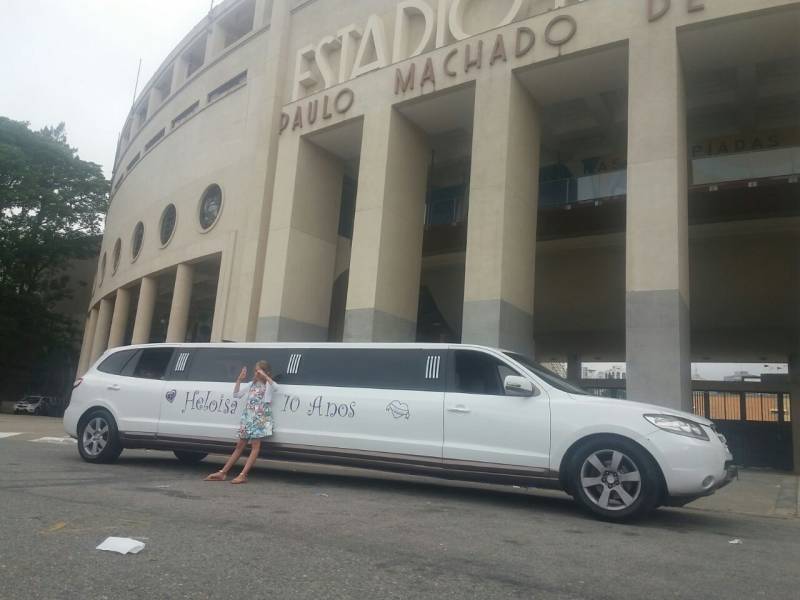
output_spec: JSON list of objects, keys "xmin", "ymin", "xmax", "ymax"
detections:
[
  {"xmin": 663, "ymin": 462, "xmax": 738, "ymax": 506},
  {"xmin": 645, "ymin": 427, "xmax": 734, "ymax": 497}
]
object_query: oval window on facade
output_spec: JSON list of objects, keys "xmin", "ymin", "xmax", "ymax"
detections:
[
  {"xmin": 199, "ymin": 184, "xmax": 223, "ymax": 230},
  {"xmin": 160, "ymin": 204, "xmax": 177, "ymax": 246},
  {"xmin": 99, "ymin": 252, "xmax": 107, "ymax": 285},
  {"xmin": 112, "ymin": 238, "xmax": 121, "ymax": 274},
  {"xmin": 131, "ymin": 221, "xmax": 144, "ymax": 260}
]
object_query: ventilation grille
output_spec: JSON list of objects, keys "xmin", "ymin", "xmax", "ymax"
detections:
[
  {"xmin": 287, "ymin": 353, "xmax": 302, "ymax": 375},
  {"xmin": 425, "ymin": 355, "xmax": 441, "ymax": 380},
  {"xmin": 174, "ymin": 352, "xmax": 190, "ymax": 372}
]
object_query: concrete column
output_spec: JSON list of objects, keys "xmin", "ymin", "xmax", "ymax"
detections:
[
  {"xmin": 790, "ymin": 353, "xmax": 800, "ymax": 474},
  {"xmin": 256, "ymin": 134, "xmax": 344, "ymax": 341},
  {"xmin": 77, "ymin": 308, "xmax": 99, "ymax": 376},
  {"xmin": 343, "ymin": 108, "xmax": 430, "ymax": 342},
  {"xmin": 131, "ymin": 276, "xmax": 158, "ymax": 345},
  {"xmin": 89, "ymin": 297, "xmax": 113, "ymax": 364},
  {"xmin": 254, "ymin": 0, "xmax": 272, "ymax": 28},
  {"xmin": 206, "ymin": 20, "xmax": 227, "ymax": 59},
  {"xmin": 567, "ymin": 354, "xmax": 582, "ymax": 384},
  {"xmin": 171, "ymin": 57, "xmax": 187, "ymax": 95},
  {"xmin": 462, "ymin": 74, "xmax": 541, "ymax": 355},
  {"xmin": 242, "ymin": 0, "xmax": 292, "ymax": 341},
  {"xmin": 107, "ymin": 287, "xmax": 132, "ymax": 349},
  {"xmin": 625, "ymin": 27, "xmax": 691, "ymax": 411},
  {"xmin": 166, "ymin": 263, "xmax": 194, "ymax": 343}
]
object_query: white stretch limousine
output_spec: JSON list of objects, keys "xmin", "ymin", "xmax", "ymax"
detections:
[{"xmin": 64, "ymin": 343, "xmax": 736, "ymax": 521}]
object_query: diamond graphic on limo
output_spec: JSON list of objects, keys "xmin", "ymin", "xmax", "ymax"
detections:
[
  {"xmin": 386, "ymin": 400, "xmax": 410, "ymax": 420},
  {"xmin": 165, "ymin": 389, "xmax": 177, "ymax": 403}
]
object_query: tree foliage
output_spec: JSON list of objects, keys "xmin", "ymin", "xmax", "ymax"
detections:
[{"xmin": 0, "ymin": 117, "xmax": 108, "ymax": 391}]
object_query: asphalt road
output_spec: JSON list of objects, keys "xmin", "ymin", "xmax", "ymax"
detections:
[{"xmin": 1, "ymin": 418, "xmax": 799, "ymax": 600}]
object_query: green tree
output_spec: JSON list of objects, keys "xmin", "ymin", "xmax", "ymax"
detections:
[{"xmin": 0, "ymin": 117, "xmax": 108, "ymax": 399}]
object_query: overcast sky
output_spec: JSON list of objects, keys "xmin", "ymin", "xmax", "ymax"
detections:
[{"xmin": 0, "ymin": 0, "xmax": 213, "ymax": 177}]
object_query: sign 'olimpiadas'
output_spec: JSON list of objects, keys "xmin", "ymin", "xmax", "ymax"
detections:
[{"xmin": 283, "ymin": 0, "xmax": 705, "ymax": 132}]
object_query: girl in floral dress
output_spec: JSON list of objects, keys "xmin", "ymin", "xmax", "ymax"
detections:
[{"xmin": 205, "ymin": 360, "xmax": 277, "ymax": 484}]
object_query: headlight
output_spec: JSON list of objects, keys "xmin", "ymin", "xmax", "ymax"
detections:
[{"xmin": 644, "ymin": 414, "xmax": 710, "ymax": 441}]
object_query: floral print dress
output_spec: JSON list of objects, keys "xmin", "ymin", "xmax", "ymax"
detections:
[{"xmin": 234, "ymin": 380, "xmax": 277, "ymax": 440}]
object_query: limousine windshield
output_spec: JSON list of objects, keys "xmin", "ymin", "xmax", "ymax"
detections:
[{"xmin": 503, "ymin": 352, "xmax": 588, "ymax": 395}]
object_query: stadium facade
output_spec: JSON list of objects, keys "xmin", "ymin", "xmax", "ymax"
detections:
[{"xmin": 77, "ymin": 0, "xmax": 800, "ymax": 470}]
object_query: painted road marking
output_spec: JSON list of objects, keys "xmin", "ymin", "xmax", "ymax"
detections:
[
  {"xmin": 30, "ymin": 436, "xmax": 77, "ymax": 444},
  {"xmin": 0, "ymin": 432, "xmax": 22, "ymax": 439}
]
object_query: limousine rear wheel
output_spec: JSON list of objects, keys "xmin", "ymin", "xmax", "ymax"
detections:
[
  {"xmin": 570, "ymin": 438, "xmax": 661, "ymax": 521},
  {"xmin": 173, "ymin": 450, "xmax": 208, "ymax": 464},
  {"xmin": 78, "ymin": 409, "xmax": 123, "ymax": 464}
]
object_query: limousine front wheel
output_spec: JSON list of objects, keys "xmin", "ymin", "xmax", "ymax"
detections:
[
  {"xmin": 570, "ymin": 438, "xmax": 661, "ymax": 521},
  {"xmin": 78, "ymin": 410, "xmax": 123, "ymax": 464}
]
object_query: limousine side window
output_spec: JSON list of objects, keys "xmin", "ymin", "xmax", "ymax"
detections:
[
  {"xmin": 131, "ymin": 348, "xmax": 174, "ymax": 380},
  {"xmin": 184, "ymin": 348, "xmax": 290, "ymax": 383},
  {"xmin": 451, "ymin": 350, "xmax": 522, "ymax": 396},
  {"xmin": 97, "ymin": 349, "xmax": 138, "ymax": 375},
  {"xmin": 297, "ymin": 349, "xmax": 444, "ymax": 392}
]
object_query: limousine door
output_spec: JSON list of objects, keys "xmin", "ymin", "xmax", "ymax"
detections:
[
  {"xmin": 443, "ymin": 349, "xmax": 550, "ymax": 471},
  {"xmin": 157, "ymin": 348, "xmax": 257, "ymax": 441},
  {"xmin": 271, "ymin": 348, "xmax": 444, "ymax": 463},
  {"xmin": 110, "ymin": 347, "xmax": 174, "ymax": 435}
]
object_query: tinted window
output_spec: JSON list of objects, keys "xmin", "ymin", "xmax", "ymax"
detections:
[
  {"xmin": 451, "ymin": 350, "xmax": 521, "ymax": 395},
  {"xmin": 97, "ymin": 349, "xmax": 137, "ymax": 375},
  {"xmin": 296, "ymin": 349, "xmax": 443, "ymax": 391},
  {"xmin": 183, "ymin": 348, "xmax": 443, "ymax": 391},
  {"xmin": 132, "ymin": 348, "xmax": 174, "ymax": 380},
  {"xmin": 503, "ymin": 352, "xmax": 588, "ymax": 395},
  {"xmin": 185, "ymin": 348, "xmax": 289, "ymax": 383}
]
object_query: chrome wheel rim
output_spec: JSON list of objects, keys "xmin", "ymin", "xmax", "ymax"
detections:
[
  {"xmin": 82, "ymin": 417, "xmax": 109, "ymax": 456},
  {"xmin": 580, "ymin": 449, "xmax": 642, "ymax": 511}
]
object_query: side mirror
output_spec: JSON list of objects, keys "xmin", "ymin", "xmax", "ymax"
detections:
[{"xmin": 504, "ymin": 375, "xmax": 535, "ymax": 397}]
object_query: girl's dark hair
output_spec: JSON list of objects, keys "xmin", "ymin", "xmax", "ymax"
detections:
[{"xmin": 256, "ymin": 360, "xmax": 272, "ymax": 376}]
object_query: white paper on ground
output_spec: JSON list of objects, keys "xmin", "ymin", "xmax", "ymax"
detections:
[
  {"xmin": 0, "ymin": 433, "xmax": 22, "ymax": 439},
  {"xmin": 96, "ymin": 537, "xmax": 146, "ymax": 554}
]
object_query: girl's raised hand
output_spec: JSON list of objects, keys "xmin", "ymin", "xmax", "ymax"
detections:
[{"xmin": 237, "ymin": 366, "xmax": 248, "ymax": 382}]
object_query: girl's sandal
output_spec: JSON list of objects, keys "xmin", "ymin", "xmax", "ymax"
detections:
[
  {"xmin": 204, "ymin": 471, "xmax": 227, "ymax": 482},
  {"xmin": 231, "ymin": 474, "xmax": 248, "ymax": 485}
]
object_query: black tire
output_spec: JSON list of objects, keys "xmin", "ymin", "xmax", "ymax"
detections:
[
  {"xmin": 77, "ymin": 409, "xmax": 123, "ymax": 464},
  {"xmin": 569, "ymin": 437, "xmax": 662, "ymax": 522},
  {"xmin": 173, "ymin": 450, "xmax": 208, "ymax": 464}
]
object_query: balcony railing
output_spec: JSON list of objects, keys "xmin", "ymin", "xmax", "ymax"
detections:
[
  {"xmin": 540, "ymin": 169, "xmax": 627, "ymax": 208},
  {"xmin": 692, "ymin": 146, "xmax": 800, "ymax": 186}
]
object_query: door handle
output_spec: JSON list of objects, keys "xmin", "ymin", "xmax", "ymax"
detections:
[
  {"xmin": 447, "ymin": 406, "xmax": 471, "ymax": 414},
  {"xmin": 107, "ymin": 384, "xmax": 120, "ymax": 391}
]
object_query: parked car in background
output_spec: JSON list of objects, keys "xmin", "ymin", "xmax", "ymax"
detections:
[{"xmin": 14, "ymin": 395, "xmax": 53, "ymax": 415}]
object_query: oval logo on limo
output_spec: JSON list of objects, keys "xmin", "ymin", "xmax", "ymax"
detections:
[
  {"xmin": 386, "ymin": 400, "xmax": 410, "ymax": 420},
  {"xmin": 165, "ymin": 389, "xmax": 177, "ymax": 403}
]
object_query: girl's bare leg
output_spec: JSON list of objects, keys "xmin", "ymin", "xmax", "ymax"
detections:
[
  {"xmin": 232, "ymin": 440, "xmax": 261, "ymax": 484},
  {"xmin": 205, "ymin": 439, "xmax": 247, "ymax": 481}
]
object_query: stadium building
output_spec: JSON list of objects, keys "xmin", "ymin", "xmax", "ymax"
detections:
[{"xmin": 77, "ymin": 0, "xmax": 800, "ymax": 471}]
